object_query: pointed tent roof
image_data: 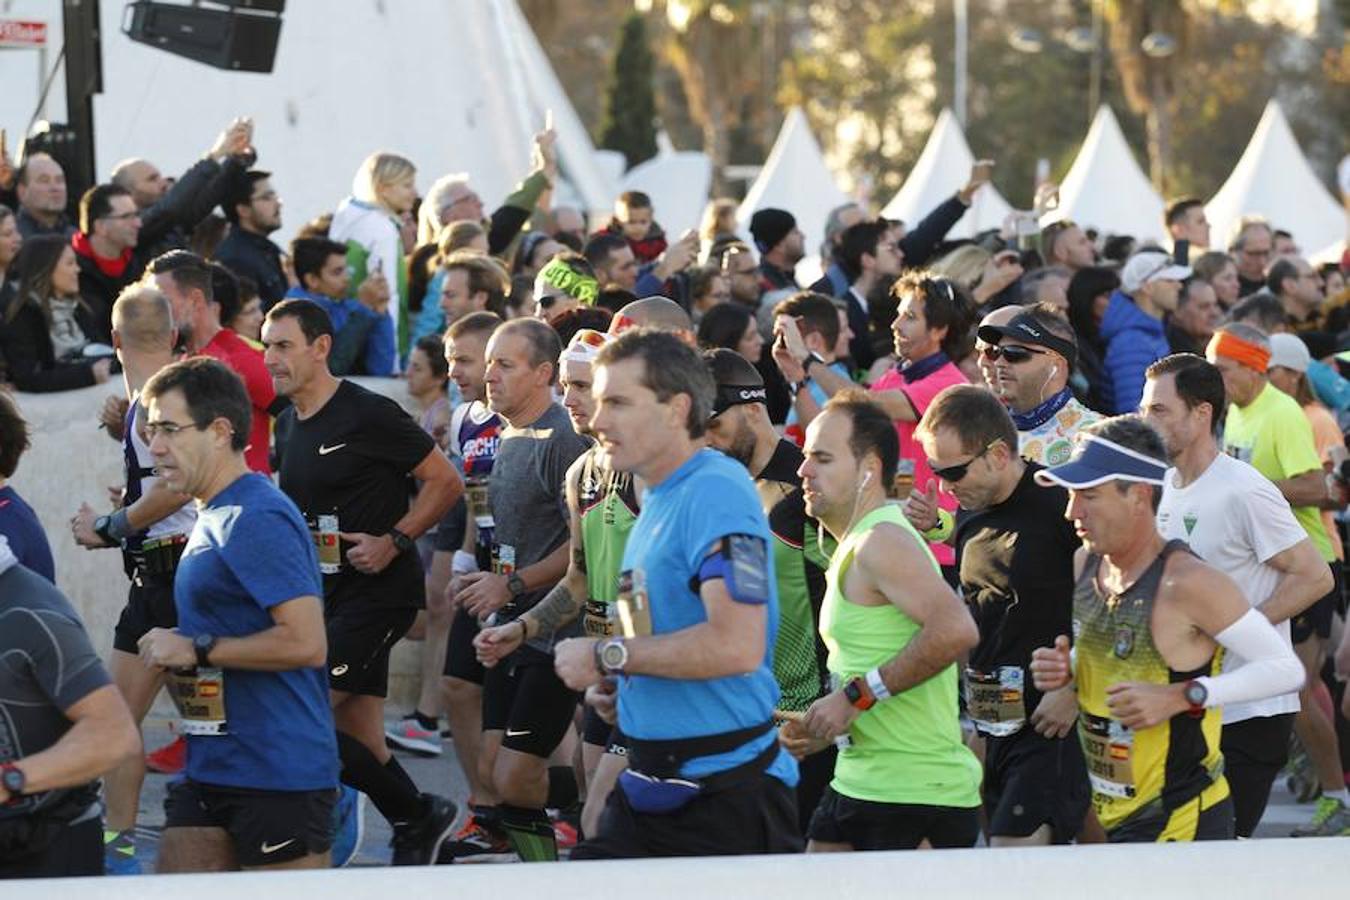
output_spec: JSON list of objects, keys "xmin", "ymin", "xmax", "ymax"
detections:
[
  {"xmin": 617, "ymin": 132, "xmax": 713, "ymax": 237},
  {"xmin": 882, "ymin": 108, "xmax": 1012, "ymax": 240},
  {"xmin": 1043, "ymin": 105, "xmax": 1164, "ymax": 242},
  {"xmin": 738, "ymin": 107, "xmax": 849, "ymax": 256},
  {"xmin": 88, "ymin": 0, "xmax": 615, "ymax": 238},
  {"xmin": 1206, "ymin": 100, "xmax": 1345, "ymax": 259}
]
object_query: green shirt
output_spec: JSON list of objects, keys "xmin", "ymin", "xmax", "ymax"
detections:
[
  {"xmin": 1223, "ymin": 383, "xmax": 1333, "ymax": 561},
  {"xmin": 820, "ymin": 503, "xmax": 982, "ymax": 807},
  {"xmin": 576, "ymin": 447, "xmax": 638, "ymax": 635}
]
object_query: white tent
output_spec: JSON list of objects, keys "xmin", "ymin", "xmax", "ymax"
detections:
[
  {"xmin": 1042, "ymin": 105, "xmax": 1164, "ymax": 242},
  {"xmin": 1206, "ymin": 100, "xmax": 1346, "ymax": 260},
  {"xmin": 84, "ymin": 0, "xmax": 613, "ymax": 240},
  {"xmin": 738, "ymin": 107, "xmax": 849, "ymax": 268},
  {"xmin": 620, "ymin": 133, "xmax": 712, "ymax": 237},
  {"xmin": 882, "ymin": 108, "xmax": 1012, "ymax": 240}
]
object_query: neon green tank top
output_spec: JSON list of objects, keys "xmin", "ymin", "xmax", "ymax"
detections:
[
  {"xmin": 577, "ymin": 447, "xmax": 638, "ymax": 637},
  {"xmin": 819, "ymin": 503, "xmax": 982, "ymax": 806}
]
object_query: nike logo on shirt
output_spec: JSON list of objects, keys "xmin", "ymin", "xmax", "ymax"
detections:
[
  {"xmin": 260, "ymin": 838, "xmax": 296, "ymax": 855},
  {"xmin": 318, "ymin": 443, "xmax": 347, "ymax": 455}
]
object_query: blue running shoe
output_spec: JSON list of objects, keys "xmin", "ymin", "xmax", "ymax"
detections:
[
  {"xmin": 104, "ymin": 829, "xmax": 140, "ymax": 875},
  {"xmin": 331, "ymin": 785, "xmax": 366, "ymax": 867}
]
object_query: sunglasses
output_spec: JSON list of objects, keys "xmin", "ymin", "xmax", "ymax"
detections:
[
  {"xmin": 979, "ymin": 343, "xmax": 1049, "ymax": 364},
  {"xmin": 928, "ymin": 440, "xmax": 1000, "ymax": 483}
]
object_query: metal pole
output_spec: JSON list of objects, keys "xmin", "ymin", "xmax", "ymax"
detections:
[
  {"xmin": 1088, "ymin": 0, "xmax": 1102, "ymax": 126},
  {"xmin": 954, "ymin": 0, "xmax": 968, "ymax": 127}
]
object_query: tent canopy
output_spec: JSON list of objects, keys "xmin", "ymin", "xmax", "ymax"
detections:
[
  {"xmin": 1042, "ymin": 105, "xmax": 1164, "ymax": 242},
  {"xmin": 620, "ymin": 134, "xmax": 712, "ymax": 238},
  {"xmin": 1206, "ymin": 100, "xmax": 1345, "ymax": 260},
  {"xmin": 882, "ymin": 108, "xmax": 1012, "ymax": 240}
]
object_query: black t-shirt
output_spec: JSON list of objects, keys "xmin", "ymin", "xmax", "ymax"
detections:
[
  {"xmin": 954, "ymin": 463, "xmax": 1079, "ymax": 715},
  {"xmin": 274, "ymin": 380, "xmax": 435, "ymax": 609}
]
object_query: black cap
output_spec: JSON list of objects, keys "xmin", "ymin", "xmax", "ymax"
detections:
[
  {"xmin": 976, "ymin": 312, "xmax": 1077, "ymax": 366},
  {"xmin": 749, "ymin": 208, "xmax": 797, "ymax": 254},
  {"xmin": 704, "ymin": 348, "xmax": 767, "ymax": 416}
]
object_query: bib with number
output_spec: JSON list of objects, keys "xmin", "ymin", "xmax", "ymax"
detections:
[
  {"xmin": 465, "ymin": 475, "xmax": 493, "ymax": 529},
  {"xmin": 584, "ymin": 599, "xmax": 615, "ymax": 637},
  {"xmin": 167, "ymin": 667, "xmax": 228, "ymax": 736},
  {"xmin": 1081, "ymin": 712, "xmax": 1135, "ymax": 798},
  {"xmin": 491, "ymin": 542, "xmax": 516, "ymax": 576},
  {"xmin": 964, "ymin": 666, "xmax": 1026, "ymax": 737},
  {"xmin": 616, "ymin": 569, "xmax": 652, "ymax": 638}
]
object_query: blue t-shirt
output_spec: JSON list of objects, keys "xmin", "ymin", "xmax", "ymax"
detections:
[
  {"xmin": 617, "ymin": 448, "xmax": 797, "ymax": 786},
  {"xmin": 0, "ymin": 485, "xmax": 55, "ymax": 582},
  {"xmin": 174, "ymin": 473, "xmax": 337, "ymax": 791}
]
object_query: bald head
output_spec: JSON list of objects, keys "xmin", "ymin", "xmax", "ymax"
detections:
[
  {"xmin": 613, "ymin": 296, "xmax": 695, "ymax": 344},
  {"xmin": 111, "ymin": 158, "xmax": 167, "ymax": 209},
  {"xmin": 112, "ymin": 285, "xmax": 175, "ymax": 353}
]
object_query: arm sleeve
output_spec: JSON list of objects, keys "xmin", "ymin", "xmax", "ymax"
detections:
[
  {"xmin": 1196, "ymin": 608, "xmax": 1304, "ymax": 707},
  {"xmin": 896, "ymin": 196, "xmax": 967, "ymax": 269},
  {"xmin": 25, "ymin": 608, "xmax": 113, "ymax": 713}
]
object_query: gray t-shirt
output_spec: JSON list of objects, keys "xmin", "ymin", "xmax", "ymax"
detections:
[
  {"xmin": 488, "ymin": 402, "xmax": 590, "ymax": 655},
  {"xmin": 0, "ymin": 564, "xmax": 112, "ymax": 818}
]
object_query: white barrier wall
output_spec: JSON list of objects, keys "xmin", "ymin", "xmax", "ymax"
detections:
[
  {"xmin": 9, "ymin": 378, "xmax": 427, "ymax": 707},
  {"xmin": 4, "ymin": 837, "xmax": 1348, "ymax": 897}
]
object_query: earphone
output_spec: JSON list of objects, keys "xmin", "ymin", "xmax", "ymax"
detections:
[{"xmin": 858, "ymin": 471, "xmax": 873, "ymax": 491}]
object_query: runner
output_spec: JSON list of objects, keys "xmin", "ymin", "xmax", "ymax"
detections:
[
  {"xmin": 703, "ymin": 348, "xmax": 835, "ymax": 832},
  {"xmin": 456, "ymin": 318, "xmax": 590, "ymax": 862},
  {"xmin": 909, "ymin": 384, "xmax": 1089, "ymax": 846},
  {"xmin": 1142, "ymin": 353, "xmax": 1330, "ymax": 837},
  {"xmin": 787, "ymin": 390, "xmax": 982, "ymax": 851},
  {"xmin": 556, "ymin": 330, "xmax": 801, "ymax": 858},
  {"xmin": 1032, "ymin": 416, "xmax": 1305, "ymax": 842},
  {"xmin": 264, "ymin": 299, "xmax": 463, "ymax": 865},
  {"xmin": 138, "ymin": 357, "xmax": 338, "ymax": 872}
]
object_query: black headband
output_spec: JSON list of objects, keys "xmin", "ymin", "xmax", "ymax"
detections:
[{"xmin": 712, "ymin": 383, "xmax": 768, "ymax": 416}]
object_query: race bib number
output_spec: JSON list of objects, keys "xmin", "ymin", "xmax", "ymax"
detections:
[
  {"xmin": 465, "ymin": 475, "xmax": 494, "ymax": 528},
  {"xmin": 1081, "ymin": 712, "xmax": 1135, "ymax": 799},
  {"xmin": 583, "ymin": 599, "xmax": 614, "ymax": 637},
  {"xmin": 491, "ymin": 542, "xmax": 516, "ymax": 576},
  {"xmin": 167, "ymin": 667, "xmax": 228, "ymax": 736},
  {"xmin": 616, "ymin": 569, "xmax": 652, "ymax": 638},
  {"xmin": 312, "ymin": 514, "xmax": 341, "ymax": 575},
  {"xmin": 965, "ymin": 666, "xmax": 1026, "ymax": 737}
]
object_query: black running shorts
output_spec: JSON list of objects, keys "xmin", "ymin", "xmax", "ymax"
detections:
[
  {"xmin": 806, "ymin": 787, "xmax": 980, "ymax": 850},
  {"xmin": 163, "ymin": 778, "xmax": 335, "ymax": 867},
  {"xmin": 481, "ymin": 654, "xmax": 579, "ymax": 758},
  {"xmin": 325, "ymin": 602, "xmax": 416, "ymax": 697},
  {"xmin": 983, "ymin": 727, "xmax": 1090, "ymax": 842},
  {"xmin": 112, "ymin": 576, "xmax": 177, "ymax": 654}
]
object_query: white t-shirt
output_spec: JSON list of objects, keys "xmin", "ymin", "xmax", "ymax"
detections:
[{"xmin": 1156, "ymin": 452, "xmax": 1305, "ymax": 723}]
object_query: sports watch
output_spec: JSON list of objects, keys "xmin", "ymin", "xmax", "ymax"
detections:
[
  {"xmin": 93, "ymin": 514, "xmax": 118, "ymax": 547},
  {"xmin": 594, "ymin": 638, "xmax": 629, "ymax": 675},
  {"xmin": 802, "ymin": 351, "xmax": 825, "ymax": 375},
  {"xmin": 1182, "ymin": 679, "xmax": 1208, "ymax": 718},
  {"xmin": 388, "ymin": 528, "xmax": 415, "ymax": 555},
  {"xmin": 843, "ymin": 676, "xmax": 877, "ymax": 711},
  {"xmin": 194, "ymin": 633, "xmax": 218, "ymax": 668},
  {"xmin": 1, "ymin": 763, "xmax": 26, "ymax": 802}
]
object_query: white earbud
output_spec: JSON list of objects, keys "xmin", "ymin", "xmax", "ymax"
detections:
[{"xmin": 859, "ymin": 471, "xmax": 873, "ymax": 491}]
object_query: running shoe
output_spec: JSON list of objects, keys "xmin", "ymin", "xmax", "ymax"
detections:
[
  {"xmin": 390, "ymin": 794, "xmax": 460, "ymax": 866},
  {"xmin": 385, "ymin": 715, "xmax": 443, "ymax": 757},
  {"xmin": 552, "ymin": 818, "xmax": 578, "ymax": 852},
  {"xmin": 145, "ymin": 735, "xmax": 186, "ymax": 774},
  {"xmin": 331, "ymin": 785, "xmax": 366, "ymax": 867},
  {"xmin": 1285, "ymin": 734, "xmax": 1320, "ymax": 803},
  {"xmin": 1291, "ymin": 795, "xmax": 1350, "ymax": 837},
  {"xmin": 436, "ymin": 815, "xmax": 515, "ymax": 864},
  {"xmin": 103, "ymin": 829, "xmax": 139, "ymax": 875}
]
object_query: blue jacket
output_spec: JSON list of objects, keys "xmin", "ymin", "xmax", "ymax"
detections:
[
  {"xmin": 1100, "ymin": 289, "xmax": 1169, "ymax": 414},
  {"xmin": 284, "ymin": 287, "xmax": 395, "ymax": 377}
]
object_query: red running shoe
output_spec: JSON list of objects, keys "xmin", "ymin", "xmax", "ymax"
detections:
[{"xmin": 145, "ymin": 736, "xmax": 186, "ymax": 774}]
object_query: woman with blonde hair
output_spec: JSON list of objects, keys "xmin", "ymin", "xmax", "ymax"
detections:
[
  {"xmin": 699, "ymin": 198, "xmax": 740, "ymax": 262},
  {"xmin": 330, "ymin": 151, "xmax": 417, "ymax": 371}
]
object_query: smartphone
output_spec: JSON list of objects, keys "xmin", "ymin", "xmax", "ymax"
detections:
[{"xmin": 1173, "ymin": 239, "xmax": 1190, "ymax": 267}]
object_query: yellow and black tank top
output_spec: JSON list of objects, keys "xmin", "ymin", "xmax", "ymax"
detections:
[{"xmin": 1072, "ymin": 540, "xmax": 1227, "ymax": 834}]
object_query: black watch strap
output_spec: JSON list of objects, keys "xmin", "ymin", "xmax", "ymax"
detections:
[
  {"xmin": 389, "ymin": 528, "xmax": 414, "ymax": 554},
  {"xmin": 94, "ymin": 515, "xmax": 118, "ymax": 547}
]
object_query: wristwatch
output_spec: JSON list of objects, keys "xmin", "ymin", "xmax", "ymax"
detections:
[
  {"xmin": 1, "ymin": 763, "xmax": 26, "ymax": 802},
  {"xmin": 802, "ymin": 352, "xmax": 825, "ymax": 376},
  {"xmin": 194, "ymin": 633, "xmax": 218, "ymax": 668},
  {"xmin": 93, "ymin": 514, "xmax": 118, "ymax": 547},
  {"xmin": 843, "ymin": 676, "xmax": 877, "ymax": 711},
  {"xmin": 388, "ymin": 528, "xmax": 415, "ymax": 555},
  {"xmin": 1182, "ymin": 679, "xmax": 1208, "ymax": 718},
  {"xmin": 506, "ymin": 572, "xmax": 527, "ymax": 598},
  {"xmin": 594, "ymin": 637, "xmax": 629, "ymax": 675}
]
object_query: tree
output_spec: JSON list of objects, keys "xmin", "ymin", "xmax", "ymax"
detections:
[{"xmin": 599, "ymin": 13, "xmax": 660, "ymax": 169}]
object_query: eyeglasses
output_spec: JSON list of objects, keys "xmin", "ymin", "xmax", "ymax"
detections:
[
  {"xmin": 143, "ymin": 420, "xmax": 207, "ymax": 440},
  {"xmin": 928, "ymin": 440, "xmax": 1001, "ymax": 483},
  {"xmin": 979, "ymin": 343, "xmax": 1049, "ymax": 364}
]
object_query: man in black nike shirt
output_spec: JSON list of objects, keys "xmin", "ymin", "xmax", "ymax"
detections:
[{"xmin": 264, "ymin": 299, "xmax": 463, "ymax": 865}]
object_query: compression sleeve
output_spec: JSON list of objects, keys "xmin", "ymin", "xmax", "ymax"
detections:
[{"xmin": 1196, "ymin": 609, "xmax": 1305, "ymax": 708}]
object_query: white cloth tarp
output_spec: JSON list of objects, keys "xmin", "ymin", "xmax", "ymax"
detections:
[
  {"xmin": 1206, "ymin": 100, "xmax": 1346, "ymax": 259},
  {"xmin": 1041, "ymin": 105, "xmax": 1164, "ymax": 242},
  {"xmin": 738, "ymin": 107, "xmax": 850, "ymax": 266},
  {"xmin": 881, "ymin": 107, "xmax": 1012, "ymax": 239},
  {"xmin": 86, "ymin": 0, "xmax": 614, "ymax": 239}
]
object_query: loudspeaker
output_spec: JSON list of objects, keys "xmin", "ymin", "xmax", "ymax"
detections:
[{"xmin": 123, "ymin": 1, "xmax": 283, "ymax": 73}]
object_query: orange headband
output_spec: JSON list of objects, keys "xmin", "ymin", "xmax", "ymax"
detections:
[{"xmin": 1207, "ymin": 331, "xmax": 1271, "ymax": 372}]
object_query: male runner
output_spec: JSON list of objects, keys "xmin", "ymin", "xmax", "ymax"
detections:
[
  {"xmin": 703, "ymin": 348, "xmax": 835, "ymax": 832},
  {"xmin": 455, "ymin": 317, "xmax": 590, "ymax": 862},
  {"xmin": 788, "ymin": 390, "xmax": 982, "ymax": 851},
  {"xmin": 555, "ymin": 330, "xmax": 800, "ymax": 859},
  {"xmin": 1032, "ymin": 416, "xmax": 1305, "ymax": 842},
  {"xmin": 910, "ymin": 384, "xmax": 1088, "ymax": 845},
  {"xmin": 69, "ymin": 286, "xmax": 196, "ymax": 874},
  {"xmin": 138, "ymin": 358, "xmax": 338, "ymax": 872},
  {"xmin": 264, "ymin": 299, "xmax": 463, "ymax": 865},
  {"xmin": 475, "ymin": 328, "xmax": 634, "ymax": 841},
  {"xmin": 1142, "ymin": 353, "xmax": 1330, "ymax": 836}
]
